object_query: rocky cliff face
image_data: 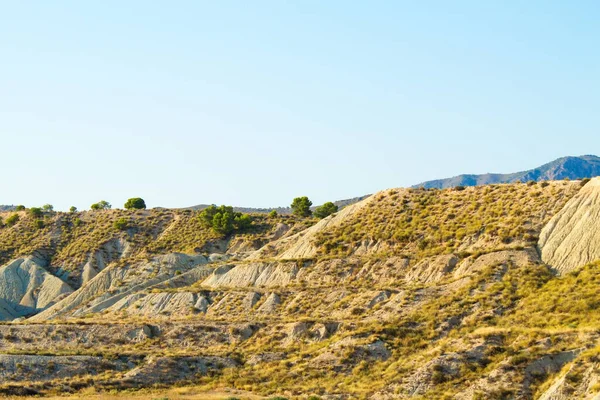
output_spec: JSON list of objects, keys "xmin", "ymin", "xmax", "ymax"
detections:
[
  {"xmin": 2, "ymin": 180, "xmax": 600, "ymax": 398},
  {"xmin": 0, "ymin": 257, "xmax": 72, "ymax": 320},
  {"xmin": 539, "ymin": 177, "xmax": 600, "ymax": 274}
]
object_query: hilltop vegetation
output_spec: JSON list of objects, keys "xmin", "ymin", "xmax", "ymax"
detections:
[{"xmin": 314, "ymin": 180, "xmax": 579, "ymax": 258}]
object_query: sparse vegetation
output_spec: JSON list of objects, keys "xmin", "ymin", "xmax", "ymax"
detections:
[{"xmin": 0, "ymin": 179, "xmax": 596, "ymax": 399}]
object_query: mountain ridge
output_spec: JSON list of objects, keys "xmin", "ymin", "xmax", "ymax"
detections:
[{"xmin": 413, "ymin": 154, "xmax": 600, "ymax": 189}]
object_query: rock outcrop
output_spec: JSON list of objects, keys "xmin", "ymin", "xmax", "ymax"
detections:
[
  {"xmin": 31, "ymin": 253, "xmax": 208, "ymax": 321},
  {"xmin": 539, "ymin": 177, "xmax": 600, "ymax": 273},
  {"xmin": 0, "ymin": 257, "xmax": 73, "ymax": 320}
]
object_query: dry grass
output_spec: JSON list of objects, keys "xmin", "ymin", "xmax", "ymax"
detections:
[
  {"xmin": 4, "ymin": 387, "xmax": 262, "ymax": 399},
  {"xmin": 314, "ymin": 181, "xmax": 580, "ymax": 258}
]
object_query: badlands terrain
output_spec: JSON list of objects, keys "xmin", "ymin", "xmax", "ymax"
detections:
[{"xmin": 1, "ymin": 178, "xmax": 600, "ymax": 399}]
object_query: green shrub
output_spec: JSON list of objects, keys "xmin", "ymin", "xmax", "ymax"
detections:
[
  {"xmin": 35, "ymin": 219, "xmax": 44, "ymax": 229},
  {"xmin": 124, "ymin": 197, "xmax": 146, "ymax": 210},
  {"xmin": 268, "ymin": 210, "xmax": 278, "ymax": 218},
  {"xmin": 291, "ymin": 196, "xmax": 312, "ymax": 217},
  {"xmin": 73, "ymin": 218, "xmax": 82, "ymax": 227},
  {"xmin": 29, "ymin": 207, "xmax": 43, "ymax": 218},
  {"xmin": 91, "ymin": 200, "xmax": 111, "ymax": 210},
  {"xmin": 5, "ymin": 214, "xmax": 19, "ymax": 227},
  {"xmin": 69, "ymin": 206, "xmax": 78, "ymax": 213},
  {"xmin": 314, "ymin": 201, "xmax": 338, "ymax": 219},
  {"xmin": 199, "ymin": 205, "xmax": 252, "ymax": 235},
  {"xmin": 15, "ymin": 205, "xmax": 25, "ymax": 211},
  {"xmin": 42, "ymin": 204, "xmax": 54, "ymax": 212},
  {"xmin": 114, "ymin": 218, "xmax": 128, "ymax": 230}
]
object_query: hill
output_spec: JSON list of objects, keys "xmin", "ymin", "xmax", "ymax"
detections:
[
  {"xmin": 2, "ymin": 179, "xmax": 600, "ymax": 399},
  {"xmin": 413, "ymin": 154, "xmax": 600, "ymax": 189},
  {"xmin": 186, "ymin": 195, "xmax": 370, "ymax": 214}
]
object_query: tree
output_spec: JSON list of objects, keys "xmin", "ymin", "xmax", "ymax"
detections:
[
  {"xmin": 268, "ymin": 210, "xmax": 278, "ymax": 218},
  {"xmin": 29, "ymin": 207, "xmax": 43, "ymax": 218},
  {"xmin": 5, "ymin": 214, "xmax": 19, "ymax": 227},
  {"xmin": 124, "ymin": 198, "xmax": 146, "ymax": 210},
  {"xmin": 314, "ymin": 202, "xmax": 338, "ymax": 219},
  {"xmin": 199, "ymin": 205, "xmax": 252, "ymax": 235},
  {"xmin": 42, "ymin": 204, "xmax": 54, "ymax": 212},
  {"xmin": 291, "ymin": 196, "xmax": 312, "ymax": 217},
  {"xmin": 91, "ymin": 200, "xmax": 111, "ymax": 210},
  {"xmin": 15, "ymin": 205, "xmax": 25, "ymax": 211},
  {"xmin": 69, "ymin": 206, "xmax": 78, "ymax": 213}
]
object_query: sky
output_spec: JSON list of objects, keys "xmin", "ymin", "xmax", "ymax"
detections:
[{"xmin": 1, "ymin": 1, "xmax": 599, "ymax": 210}]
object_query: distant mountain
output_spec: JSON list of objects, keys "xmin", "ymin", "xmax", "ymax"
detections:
[
  {"xmin": 413, "ymin": 155, "xmax": 600, "ymax": 189},
  {"xmin": 186, "ymin": 195, "xmax": 370, "ymax": 214},
  {"xmin": 0, "ymin": 205, "xmax": 14, "ymax": 212}
]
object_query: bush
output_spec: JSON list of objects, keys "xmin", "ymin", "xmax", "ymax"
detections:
[
  {"xmin": 199, "ymin": 205, "xmax": 252, "ymax": 234},
  {"xmin": 124, "ymin": 197, "xmax": 146, "ymax": 210},
  {"xmin": 29, "ymin": 207, "xmax": 43, "ymax": 218},
  {"xmin": 114, "ymin": 218, "xmax": 128, "ymax": 230},
  {"xmin": 42, "ymin": 204, "xmax": 54, "ymax": 212},
  {"xmin": 314, "ymin": 202, "xmax": 338, "ymax": 219},
  {"xmin": 73, "ymin": 218, "xmax": 82, "ymax": 227},
  {"xmin": 35, "ymin": 219, "xmax": 44, "ymax": 229},
  {"xmin": 291, "ymin": 196, "xmax": 312, "ymax": 217},
  {"xmin": 454, "ymin": 186, "xmax": 466, "ymax": 191},
  {"xmin": 5, "ymin": 214, "xmax": 19, "ymax": 227},
  {"xmin": 91, "ymin": 200, "xmax": 111, "ymax": 210},
  {"xmin": 268, "ymin": 210, "xmax": 278, "ymax": 218},
  {"xmin": 69, "ymin": 206, "xmax": 78, "ymax": 213},
  {"xmin": 15, "ymin": 205, "xmax": 25, "ymax": 211}
]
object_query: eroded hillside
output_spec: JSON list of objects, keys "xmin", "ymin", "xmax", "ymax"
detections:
[{"xmin": 2, "ymin": 179, "xmax": 600, "ymax": 399}]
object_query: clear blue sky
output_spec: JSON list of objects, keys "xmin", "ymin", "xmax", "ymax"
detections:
[{"xmin": 1, "ymin": 1, "xmax": 599, "ymax": 210}]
